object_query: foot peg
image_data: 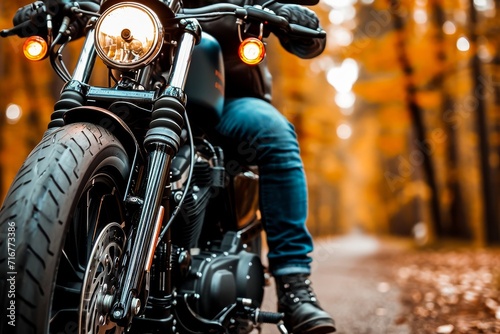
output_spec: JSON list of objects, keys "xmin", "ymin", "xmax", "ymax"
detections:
[
  {"xmin": 253, "ymin": 309, "xmax": 288, "ymax": 334},
  {"xmin": 255, "ymin": 310, "xmax": 283, "ymax": 324}
]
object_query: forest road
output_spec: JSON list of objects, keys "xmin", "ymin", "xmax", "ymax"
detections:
[{"xmin": 259, "ymin": 232, "xmax": 412, "ymax": 334}]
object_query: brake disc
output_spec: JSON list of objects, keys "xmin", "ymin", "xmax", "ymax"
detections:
[{"xmin": 79, "ymin": 222, "xmax": 127, "ymax": 334}]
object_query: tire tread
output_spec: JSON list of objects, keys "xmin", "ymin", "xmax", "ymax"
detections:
[{"xmin": 0, "ymin": 123, "xmax": 129, "ymax": 334}]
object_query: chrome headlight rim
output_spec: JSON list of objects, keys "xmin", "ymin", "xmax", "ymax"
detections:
[{"xmin": 95, "ymin": 2, "xmax": 164, "ymax": 70}]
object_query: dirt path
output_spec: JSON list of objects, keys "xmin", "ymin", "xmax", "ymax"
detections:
[
  {"xmin": 258, "ymin": 233, "xmax": 500, "ymax": 334},
  {"xmin": 259, "ymin": 233, "xmax": 411, "ymax": 334}
]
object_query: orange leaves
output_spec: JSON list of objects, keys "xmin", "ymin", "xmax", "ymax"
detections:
[
  {"xmin": 415, "ymin": 90, "xmax": 442, "ymax": 110},
  {"xmin": 350, "ymin": 32, "xmax": 401, "ymax": 72},
  {"xmin": 376, "ymin": 105, "xmax": 411, "ymax": 156},
  {"xmin": 353, "ymin": 74, "xmax": 407, "ymax": 103}
]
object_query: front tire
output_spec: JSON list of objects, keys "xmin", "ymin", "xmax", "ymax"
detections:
[{"xmin": 0, "ymin": 123, "xmax": 130, "ymax": 334}]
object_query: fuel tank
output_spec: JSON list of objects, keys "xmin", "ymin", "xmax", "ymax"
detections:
[
  {"xmin": 184, "ymin": 32, "xmax": 225, "ymax": 126},
  {"xmin": 184, "ymin": 34, "xmax": 260, "ymax": 230}
]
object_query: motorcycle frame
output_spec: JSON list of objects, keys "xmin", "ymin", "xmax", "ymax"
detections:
[
  {"xmin": 47, "ymin": 11, "xmax": 203, "ymax": 329},
  {"xmin": 0, "ymin": 0, "xmax": 327, "ymax": 332}
]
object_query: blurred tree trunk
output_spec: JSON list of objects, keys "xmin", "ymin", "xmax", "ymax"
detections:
[
  {"xmin": 490, "ymin": 0, "xmax": 500, "ymax": 243},
  {"xmin": 443, "ymin": 93, "xmax": 470, "ymax": 238},
  {"xmin": 0, "ymin": 112, "xmax": 4, "ymax": 202},
  {"xmin": 468, "ymin": 0, "xmax": 499, "ymax": 243},
  {"xmin": 431, "ymin": 0, "xmax": 470, "ymax": 238},
  {"xmin": 0, "ymin": 0, "xmax": 10, "ymax": 202},
  {"xmin": 493, "ymin": 1, "xmax": 500, "ymax": 237},
  {"xmin": 0, "ymin": 1, "xmax": 5, "ymax": 201},
  {"xmin": 389, "ymin": 0, "xmax": 443, "ymax": 238}
]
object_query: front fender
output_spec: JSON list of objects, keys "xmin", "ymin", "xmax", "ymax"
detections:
[
  {"xmin": 63, "ymin": 106, "xmax": 144, "ymax": 201},
  {"xmin": 63, "ymin": 106, "xmax": 141, "ymax": 162}
]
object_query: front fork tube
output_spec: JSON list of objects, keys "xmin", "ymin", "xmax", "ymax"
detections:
[
  {"xmin": 49, "ymin": 27, "xmax": 97, "ymax": 129},
  {"xmin": 111, "ymin": 145, "xmax": 173, "ymax": 323},
  {"xmin": 111, "ymin": 19, "xmax": 201, "ymax": 326}
]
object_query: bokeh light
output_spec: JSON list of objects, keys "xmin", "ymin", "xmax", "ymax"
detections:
[
  {"xmin": 5, "ymin": 104, "xmax": 22, "ymax": 124},
  {"xmin": 443, "ymin": 21, "xmax": 457, "ymax": 35},
  {"xmin": 336, "ymin": 123, "xmax": 353, "ymax": 140},
  {"xmin": 335, "ymin": 92, "xmax": 356, "ymax": 109},
  {"xmin": 456, "ymin": 36, "xmax": 470, "ymax": 51}
]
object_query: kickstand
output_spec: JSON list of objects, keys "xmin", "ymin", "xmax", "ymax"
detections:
[{"xmin": 277, "ymin": 322, "xmax": 289, "ymax": 334}]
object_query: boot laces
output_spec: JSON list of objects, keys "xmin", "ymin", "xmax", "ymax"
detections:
[{"xmin": 282, "ymin": 275, "xmax": 318, "ymax": 304}]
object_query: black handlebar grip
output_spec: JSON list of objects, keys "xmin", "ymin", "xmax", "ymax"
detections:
[
  {"xmin": 289, "ymin": 23, "xmax": 326, "ymax": 39},
  {"xmin": 280, "ymin": 0, "xmax": 320, "ymax": 5},
  {"xmin": 245, "ymin": 6, "xmax": 289, "ymax": 30},
  {"xmin": 9, "ymin": 2, "xmax": 47, "ymax": 38},
  {"xmin": 13, "ymin": 2, "xmax": 43, "ymax": 25},
  {"xmin": 77, "ymin": 1, "xmax": 101, "ymax": 13},
  {"xmin": 238, "ymin": 6, "xmax": 326, "ymax": 40}
]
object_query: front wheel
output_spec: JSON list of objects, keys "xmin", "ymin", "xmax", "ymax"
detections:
[{"xmin": 0, "ymin": 123, "xmax": 130, "ymax": 334}]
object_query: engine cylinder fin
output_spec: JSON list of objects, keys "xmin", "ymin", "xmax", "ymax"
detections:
[{"xmin": 172, "ymin": 159, "xmax": 214, "ymax": 249}]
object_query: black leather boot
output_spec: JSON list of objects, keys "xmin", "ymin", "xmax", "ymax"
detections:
[{"xmin": 275, "ymin": 274, "xmax": 336, "ymax": 334}]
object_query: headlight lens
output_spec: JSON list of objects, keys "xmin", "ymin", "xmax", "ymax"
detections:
[{"xmin": 95, "ymin": 3, "xmax": 163, "ymax": 69}]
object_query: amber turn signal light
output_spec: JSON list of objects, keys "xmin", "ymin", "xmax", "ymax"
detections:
[
  {"xmin": 23, "ymin": 36, "xmax": 48, "ymax": 61},
  {"xmin": 238, "ymin": 37, "xmax": 266, "ymax": 65}
]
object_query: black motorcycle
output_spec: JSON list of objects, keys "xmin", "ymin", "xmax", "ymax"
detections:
[{"xmin": 0, "ymin": 0, "xmax": 325, "ymax": 333}]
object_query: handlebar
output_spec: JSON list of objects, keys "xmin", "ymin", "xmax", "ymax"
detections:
[
  {"xmin": 1, "ymin": 0, "xmax": 99, "ymax": 38},
  {"xmin": 183, "ymin": 3, "xmax": 326, "ymax": 40},
  {"xmin": 0, "ymin": 1, "xmax": 44, "ymax": 38},
  {"xmin": 238, "ymin": 6, "xmax": 326, "ymax": 39},
  {"xmin": 2, "ymin": 1, "xmax": 326, "ymax": 41}
]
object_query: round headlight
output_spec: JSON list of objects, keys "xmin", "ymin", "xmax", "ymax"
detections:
[{"xmin": 95, "ymin": 3, "xmax": 163, "ymax": 70}]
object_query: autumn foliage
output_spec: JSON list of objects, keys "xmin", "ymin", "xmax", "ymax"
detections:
[{"xmin": 1, "ymin": 0, "xmax": 500, "ymax": 245}]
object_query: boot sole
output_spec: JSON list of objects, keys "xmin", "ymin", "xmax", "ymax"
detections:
[{"xmin": 292, "ymin": 317, "xmax": 336, "ymax": 334}]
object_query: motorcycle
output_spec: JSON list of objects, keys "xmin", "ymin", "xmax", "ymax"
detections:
[{"xmin": 0, "ymin": 0, "xmax": 325, "ymax": 333}]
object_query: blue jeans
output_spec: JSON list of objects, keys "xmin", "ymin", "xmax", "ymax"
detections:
[{"xmin": 215, "ymin": 97, "xmax": 314, "ymax": 276}]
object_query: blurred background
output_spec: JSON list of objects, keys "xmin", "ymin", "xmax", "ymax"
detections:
[
  {"xmin": 268, "ymin": 0, "xmax": 500, "ymax": 247},
  {"xmin": 1, "ymin": 0, "xmax": 500, "ymax": 248}
]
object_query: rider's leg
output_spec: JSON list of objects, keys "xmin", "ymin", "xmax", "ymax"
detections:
[{"xmin": 215, "ymin": 97, "xmax": 336, "ymax": 334}]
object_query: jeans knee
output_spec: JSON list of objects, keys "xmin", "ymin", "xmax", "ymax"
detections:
[{"xmin": 219, "ymin": 98, "xmax": 302, "ymax": 167}]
